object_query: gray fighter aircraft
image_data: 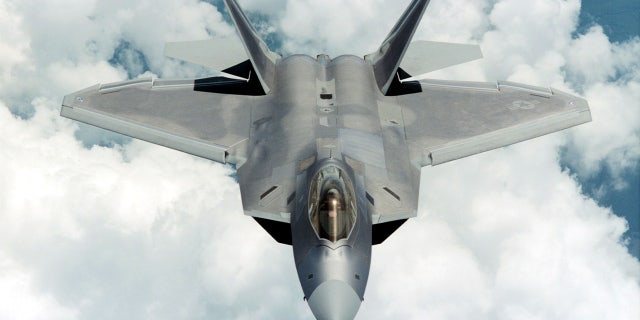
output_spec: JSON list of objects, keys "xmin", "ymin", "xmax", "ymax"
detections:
[{"xmin": 61, "ymin": 0, "xmax": 591, "ymax": 319}]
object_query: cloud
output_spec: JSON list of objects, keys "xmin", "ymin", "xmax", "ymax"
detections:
[
  {"xmin": 0, "ymin": 101, "xmax": 306, "ymax": 319},
  {"xmin": 0, "ymin": 1, "xmax": 30, "ymax": 82},
  {"xmin": 364, "ymin": 136, "xmax": 639, "ymax": 319},
  {"xmin": 0, "ymin": 0, "xmax": 639, "ymax": 319},
  {"xmin": 0, "ymin": 253, "xmax": 77, "ymax": 320},
  {"xmin": 563, "ymin": 28, "xmax": 640, "ymax": 187}
]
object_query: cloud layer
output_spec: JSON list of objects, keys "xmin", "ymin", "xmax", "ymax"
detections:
[{"xmin": 1, "ymin": 0, "xmax": 638, "ymax": 319}]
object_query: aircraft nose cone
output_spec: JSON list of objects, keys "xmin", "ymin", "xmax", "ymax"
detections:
[{"xmin": 307, "ymin": 280, "xmax": 362, "ymax": 320}]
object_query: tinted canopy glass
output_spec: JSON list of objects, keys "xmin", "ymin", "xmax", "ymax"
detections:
[{"xmin": 308, "ymin": 165, "xmax": 357, "ymax": 242}]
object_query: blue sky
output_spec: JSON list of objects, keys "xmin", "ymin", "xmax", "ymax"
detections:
[
  {"xmin": 0, "ymin": 0, "xmax": 638, "ymax": 319},
  {"xmin": 579, "ymin": 0, "xmax": 640, "ymax": 43}
]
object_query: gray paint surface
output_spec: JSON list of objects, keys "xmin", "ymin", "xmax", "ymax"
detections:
[{"xmin": 60, "ymin": 0, "xmax": 591, "ymax": 319}]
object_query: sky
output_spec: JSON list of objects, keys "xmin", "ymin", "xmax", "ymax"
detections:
[{"xmin": 0, "ymin": 0, "xmax": 638, "ymax": 319}]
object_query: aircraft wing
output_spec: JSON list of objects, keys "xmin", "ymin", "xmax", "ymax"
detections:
[
  {"xmin": 393, "ymin": 79, "xmax": 591, "ymax": 166},
  {"xmin": 61, "ymin": 77, "xmax": 256, "ymax": 164}
]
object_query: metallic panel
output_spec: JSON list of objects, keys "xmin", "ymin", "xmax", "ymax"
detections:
[
  {"xmin": 396, "ymin": 81, "xmax": 591, "ymax": 166},
  {"xmin": 164, "ymin": 38, "xmax": 247, "ymax": 73},
  {"xmin": 61, "ymin": 79, "xmax": 254, "ymax": 164},
  {"xmin": 307, "ymin": 280, "xmax": 361, "ymax": 320},
  {"xmin": 400, "ymin": 40, "xmax": 483, "ymax": 80}
]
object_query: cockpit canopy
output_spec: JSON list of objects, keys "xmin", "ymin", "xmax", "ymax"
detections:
[{"xmin": 308, "ymin": 165, "xmax": 357, "ymax": 242}]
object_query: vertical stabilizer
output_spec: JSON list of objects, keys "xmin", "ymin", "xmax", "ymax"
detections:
[
  {"xmin": 365, "ymin": 0, "xmax": 430, "ymax": 94},
  {"xmin": 224, "ymin": 0, "xmax": 281, "ymax": 94}
]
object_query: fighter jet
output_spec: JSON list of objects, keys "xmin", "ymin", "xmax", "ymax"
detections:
[{"xmin": 61, "ymin": 0, "xmax": 591, "ymax": 319}]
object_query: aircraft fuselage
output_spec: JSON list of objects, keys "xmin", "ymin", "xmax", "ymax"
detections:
[
  {"xmin": 292, "ymin": 159, "xmax": 371, "ymax": 319},
  {"xmin": 242, "ymin": 54, "xmax": 398, "ymax": 318}
]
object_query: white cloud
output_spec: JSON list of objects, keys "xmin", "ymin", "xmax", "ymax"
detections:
[
  {"xmin": 562, "ymin": 30, "xmax": 640, "ymax": 187},
  {"xmin": 0, "ymin": 1, "xmax": 30, "ymax": 83},
  {"xmin": 279, "ymin": 0, "xmax": 394, "ymax": 57},
  {"xmin": 363, "ymin": 137, "xmax": 639, "ymax": 319},
  {"xmin": 568, "ymin": 80, "xmax": 640, "ymax": 187},
  {"xmin": 0, "ymin": 101, "xmax": 306, "ymax": 319},
  {"xmin": 481, "ymin": 0, "xmax": 580, "ymax": 80},
  {"xmin": 0, "ymin": 254, "xmax": 76, "ymax": 320},
  {"xmin": 0, "ymin": 0, "xmax": 639, "ymax": 319},
  {"xmin": 416, "ymin": 0, "xmax": 489, "ymax": 42}
]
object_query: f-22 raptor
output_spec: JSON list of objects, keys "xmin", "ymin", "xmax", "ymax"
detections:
[{"xmin": 61, "ymin": 0, "xmax": 591, "ymax": 319}]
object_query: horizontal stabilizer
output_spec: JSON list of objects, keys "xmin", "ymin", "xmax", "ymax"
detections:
[
  {"xmin": 400, "ymin": 40, "xmax": 483, "ymax": 81},
  {"xmin": 164, "ymin": 38, "xmax": 247, "ymax": 79}
]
